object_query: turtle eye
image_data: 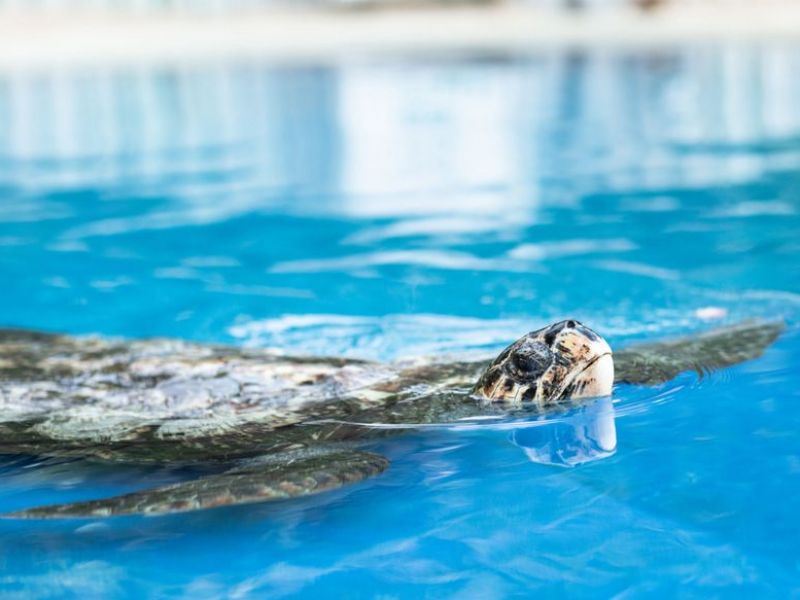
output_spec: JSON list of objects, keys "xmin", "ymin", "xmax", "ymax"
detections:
[{"xmin": 508, "ymin": 343, "xmax": 552, "ymax": 380}]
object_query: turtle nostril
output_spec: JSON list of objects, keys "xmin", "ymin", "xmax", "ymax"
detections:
[{"xmin": 566, "ymin": 320, "xmax": 577, "ymax": 328}]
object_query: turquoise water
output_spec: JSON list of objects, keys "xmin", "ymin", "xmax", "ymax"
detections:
[{"xmin": 1, "ymin": 48, "xmax": 799, "ymax": 596}]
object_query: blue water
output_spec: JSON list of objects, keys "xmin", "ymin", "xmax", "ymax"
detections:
[{"xmin": 1, "ymin": 47, "xmax": 800, "ymax": 597}]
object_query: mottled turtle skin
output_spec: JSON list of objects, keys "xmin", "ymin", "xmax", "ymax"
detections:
[{"xmin": 0, "ymin": 320, "xmax": 783, "ymax": 518}]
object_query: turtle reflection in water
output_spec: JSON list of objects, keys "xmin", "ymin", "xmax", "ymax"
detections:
[{"xmin": 0, "ymin": 320, "xmax": 783, "ymax": 518}]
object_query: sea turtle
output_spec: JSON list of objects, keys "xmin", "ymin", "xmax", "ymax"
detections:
[{"xmin": 0, "ymin": 319, "xmax": 783, "ymax": 518}]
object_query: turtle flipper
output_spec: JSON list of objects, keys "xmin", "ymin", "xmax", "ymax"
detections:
[
  {"xmin": 4, "ymin": 449, "xmax": 388, "ymax": 518},
  {"xmin": 614, "ymin": 320, "xmax": 785, "ymax": 385}
]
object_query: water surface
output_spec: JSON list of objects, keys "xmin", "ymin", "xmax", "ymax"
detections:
[{"xmin": 1, "ymin": 47, "xmax": 799, "ymax": 597}]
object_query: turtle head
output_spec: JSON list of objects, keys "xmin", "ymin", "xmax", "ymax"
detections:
[{"xmin": 473, "ymin": 320, "xmax": 613, "ymax": 405}]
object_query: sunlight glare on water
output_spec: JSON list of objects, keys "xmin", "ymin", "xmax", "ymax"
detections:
[{"xmin": 0, "ymin": 46, "xmax": 799, "ymax": 597}]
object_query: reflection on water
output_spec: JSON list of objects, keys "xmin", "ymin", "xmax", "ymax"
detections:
[
  {"xmin": 511, "ymin": 395, "xmax": 617, "ymax": 467},
  {"xmin": 0, "ymin": 47, "xmax": 800, "ymax": 596},
  {"xmin": 2, "ymin": 49, "xmax": 800, "ymax": 204}
]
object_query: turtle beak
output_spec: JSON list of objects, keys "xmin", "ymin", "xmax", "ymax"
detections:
[
  {"xmin": 553, "ymin": 323, "xmax": 614, "ymax": 400},
  {"xmin": 569, "ymin": 332, "xmax": 614, "ymax": 399},
  {"xmin": 571, "ymin": 352, "xmax": 614, "ymax": 399}
]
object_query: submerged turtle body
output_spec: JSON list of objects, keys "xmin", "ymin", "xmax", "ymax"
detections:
[
  {"xmin": 0, "ymin": 331, "xmax": 397, "ymax": 444},
  {"xmin": 0, "ymin": 320, "xmax": 784, "ymax": 518},
  {"xmin": 0, "ymin": 330, "xmax": 493, "ymax": 463}
]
